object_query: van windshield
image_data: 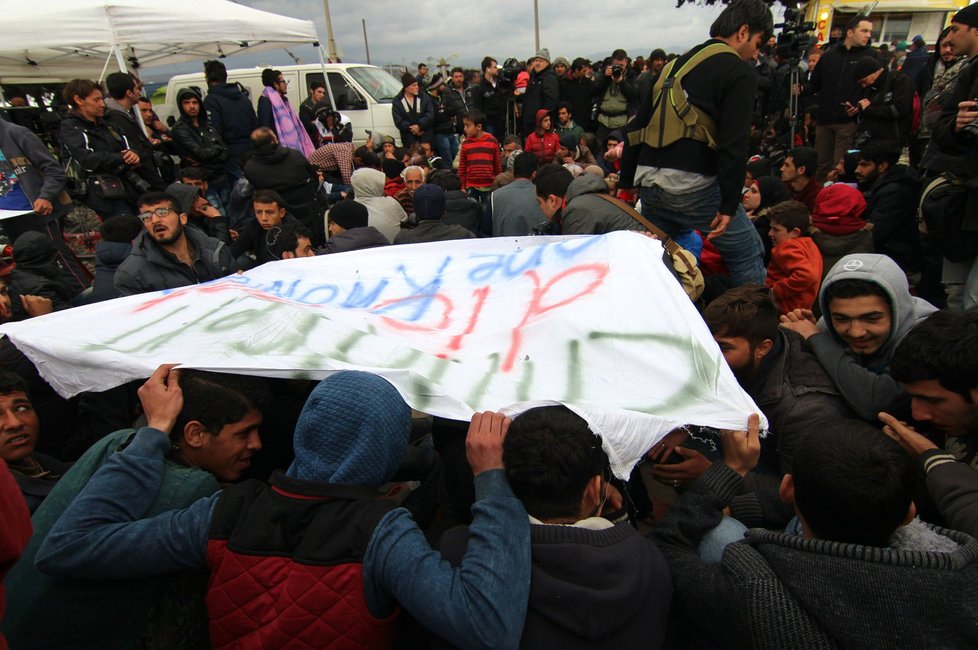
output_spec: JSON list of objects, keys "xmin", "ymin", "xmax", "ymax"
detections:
[{"xmin": 347, "ymin": 66, "xmax": 402, "ymax": 103}]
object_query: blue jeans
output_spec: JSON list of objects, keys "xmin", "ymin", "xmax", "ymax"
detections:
[
  {"xmin": 697, "ymin": 516, "xmax": 749, "ymax": 562},
  {"xmin": 639, "ymin": 182, "xmax": 766, "ymax": 286},
  {"xmin": 434, "ymin": 133, "xmax": 459, "ymax": 167}
]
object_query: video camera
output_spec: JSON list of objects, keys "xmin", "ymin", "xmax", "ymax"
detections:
[
  {"xmin": 774, "ymin": 4, "xmax": 817, "ymax": 63},
  {"xmin": 498, "ymin": 58, "xmax": 522, "ymax": 84}
]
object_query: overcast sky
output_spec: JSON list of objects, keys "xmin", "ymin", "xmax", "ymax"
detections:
[{"xmin": 142, "ymin": 0, "xmax": 786, "ymax": 82}]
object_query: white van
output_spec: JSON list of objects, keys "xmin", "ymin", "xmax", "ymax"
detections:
[{"xmin": 160, "ymin": 63, "xmax": 402, "ymax": 145}]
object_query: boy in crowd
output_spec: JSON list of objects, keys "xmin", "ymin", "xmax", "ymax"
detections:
[
  {"xmin": 228, "ymin": 189, "xmax": 301, "ymax": 270},
  {"xmin": 457, "ymin": 110, "xmax": 501, "ymax": 206},
  {"xmin": 764, "ymin": 201, "xmax": 823, "ymax": 314},
  {"xmin": 781, "ymin": 253, "xmax": 937, "ymax": 421}
]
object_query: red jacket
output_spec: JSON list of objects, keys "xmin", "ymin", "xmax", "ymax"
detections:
[
  {"xmin": 765, "ymin": 237, "xmax": 823, "ymax": 314},
  {"xmin": 0, "ymin": 460, "xmax": 31, "ymax": 650},
  {"xmin": 459, "ymin": 132, "xmax": 501, "ymax": 190},
  {"xmin": 205, "ymin": 473, "xmax": 398, "ymax": 649}
]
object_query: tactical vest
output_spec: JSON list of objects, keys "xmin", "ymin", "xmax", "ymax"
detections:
[{"xmin": 628, "ymin": 42, "xmax": 739, "ymax": 151}]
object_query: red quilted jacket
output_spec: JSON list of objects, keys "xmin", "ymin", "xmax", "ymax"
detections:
[{"xmin": 205, "ymin": 473, "xmax": 399, "ymax": 649}]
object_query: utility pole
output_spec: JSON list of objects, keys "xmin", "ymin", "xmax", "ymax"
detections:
[
  {"xmin": 533, "ymin": 0, "xmax": 540, "ymax": 53},
  {"xmin": 322, "ymin": 0, "xmax": 339, "ymax": 62},
  {"xmin": 362, "ymin": 18, "xmax": 371, "ymax": 64}
]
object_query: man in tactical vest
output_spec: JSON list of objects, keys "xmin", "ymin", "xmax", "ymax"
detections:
[{"xmin": 620, "ymin": 0, "xmax": 772, "ymax": 286}]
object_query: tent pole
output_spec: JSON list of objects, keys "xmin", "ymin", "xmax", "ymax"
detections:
[
  {"xmin": 113, "ymin": 45, "xmax": 129, "ymax": 74},
  {"xmin": 317, "ymin": 45, "xmax": 337, "ymax": 112}
]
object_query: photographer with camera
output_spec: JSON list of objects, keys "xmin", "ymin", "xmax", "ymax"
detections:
[
  {"xmin": 103, "ymin": 72, "xmax": 168, "ymax": 191},
  {"xmin": 60, "ymin": 79, "xmax": 145, "ymax": 218},
  {"xmin": 594, "ymin": 49, "xmax": 639, "ymax": 145},
  {"xmin": 796, "ymin": 15, "xmax": 875, "ymax": 179}
]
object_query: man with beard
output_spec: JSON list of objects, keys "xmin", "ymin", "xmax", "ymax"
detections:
[
  {"xmin": 653, "ymin": 285, "xmax": 852, "ymax": 530},
  {"xmin": 114, "ymin": 191, "xmax": 233, "ymax": 296},
  {"xmin": 855, "ymin": 142, "xmax": 922, "ymax": 273}
]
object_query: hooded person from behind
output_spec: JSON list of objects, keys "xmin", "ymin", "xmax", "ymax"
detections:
[
  {"xmin": 89, "ymin": 215, "xmax": 143, "ymax": 303},
  {"xmin": 802, "ymin": 253, "xmax": 937, "ymax": 420},
  {"xmin": 8, "ymin": 231, "xmax": 75, "ymax": 320},
  {"xmin": 810, "ymin": 184, "xmax": 874, "ymax": 277},
  {"xmin": 351, "ymin": 167, "xmax": 407, "ymax": 243},
  {"xmin": 323, "ymin": 200, "xmax": 390, "ymax": 254},
  {"xmin": 561, "ymin": 173, "xmax": 645, "ymax": 235}
]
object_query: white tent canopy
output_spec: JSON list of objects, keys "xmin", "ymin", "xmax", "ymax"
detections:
[{"xmin": 0, "ymin": 0, "xmax": 319, "ymax": 79}]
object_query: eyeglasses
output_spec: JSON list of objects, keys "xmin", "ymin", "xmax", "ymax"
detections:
[{"xmin": 137, "ymin": 207, "xmax": 175, "ymax": 222}]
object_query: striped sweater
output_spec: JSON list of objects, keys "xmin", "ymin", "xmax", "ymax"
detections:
[{"xmin": 458, "ymin": 132, "xmax": 501, "ymax": 190}]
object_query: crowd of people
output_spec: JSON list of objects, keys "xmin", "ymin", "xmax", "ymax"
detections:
[{"xmin": 1, "ymin": 0, "xmax": 978, "ymax": 647}]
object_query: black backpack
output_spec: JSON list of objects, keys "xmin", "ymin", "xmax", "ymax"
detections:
[{"xmin": 918, "ymin": 173, "xmax": 978, "ymax": 262}]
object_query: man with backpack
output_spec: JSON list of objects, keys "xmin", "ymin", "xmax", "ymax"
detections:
[{"xmin": 620, "ymin": 0, "xmax": 773, "ymax": 287}]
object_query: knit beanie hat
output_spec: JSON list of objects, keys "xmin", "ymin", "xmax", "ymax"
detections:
[
  {"xmin": 164, "ymin": 181, "xmax": 200, "ymax": 215},
  {"xmin": 553, "ymin": 56, "xmax": 570, "ymax": 68},
  {"xmin": 401, "ymin": 71, "xmax": 418, "ymax": 88},
  {"xmin": 953, "ymin": 3, "xmax": 978, "ymax": 28},
  {"xmin": 413, "ymin": 183, "xmax": 446, "ymax": 221},
  {"xmin": 811, "ymin": 183, "xmax": 867, "ymax": 236},
  {"xmin": 558, "ymin": 132, "xmax": 578, "ymax": 152},
  {"xmin": 531, "ymin": 48, "xmax": 551, "ymax": 63},
  {"xmin": 329, "ymin": 200, "xmax": 368, "ymax": 230},
  {"xmin": 287, "ymin": 371, "xmax": 411, "ymax": 488},
  {"xmin": 852, "ymin": 56, "xmax": 883, "ymax": 81},
  {"xmin": 428, "ymin": 73, "xmax": 445, "ymax": 90}
]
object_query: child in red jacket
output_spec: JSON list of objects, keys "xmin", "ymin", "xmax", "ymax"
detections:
[
  {"xmin": 764, "ymin": 201, "xmax": 823, "ymax": 315},
  {"xmin": 524, "ymin": 109, "xmax": 559, "ymax": 165},
  {"xmin": 458, "ymin": 109, "xmax": 500, "ymax": 205}
]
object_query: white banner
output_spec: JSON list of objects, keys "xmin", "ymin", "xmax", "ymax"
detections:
[{"xmin": 0, "ymin": 232, "xmax": 764, "ymax": 477}]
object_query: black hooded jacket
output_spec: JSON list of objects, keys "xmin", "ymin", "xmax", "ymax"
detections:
[
  {"xmin": 863, "ymin": 164, "xmax": 923, "ymax": 271},
  {"xmin": 8, "ymin": 231, "xmax": 75, "ymax": 320},
  {"xmin": 171, "ymin": 88, "xmax": 230, "ymax": 182},
  {"xmin": 203, "ymin": 82, "xmax": 259, "ymax": 155},
  {"xmin": 856, "ymin": 68, "xmax": 916, "ymax": 145}
]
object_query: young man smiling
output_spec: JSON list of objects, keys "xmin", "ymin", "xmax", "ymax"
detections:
[
  {"xmin": 114, "ymin": 191, "xmax": 234, "ymax": 296},
  {"xmin": 781, "ymin": 254, "xmax": 937, "ymax": 421}
]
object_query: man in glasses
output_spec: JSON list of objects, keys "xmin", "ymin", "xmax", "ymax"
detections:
[{"xmin": 114, "ymin": 191, "xmax": 234, "ymax": 296}]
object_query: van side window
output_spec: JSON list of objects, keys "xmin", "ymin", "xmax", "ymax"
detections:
[{"xmin": 305, "ymin": 73, "xmax": 367, "ymax": 111}]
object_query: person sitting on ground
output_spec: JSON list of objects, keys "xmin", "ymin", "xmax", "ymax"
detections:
[
  {"xmin": 7, "ymin": 232, "xmax": 76, "ymax": 321},
  {"xmin": 114, "ymin": 191, "xmax": 234, "ymax": 296},
  {"xmin": 651, "ymin": 415, "xmax": 978, "ymax": 648},
  {"xmin": 394, "ymin": 165, "xmax": 426, "ymax": 219},
  {"xmin": 881, "ymin": 309, "xmax": 978, "ymax": 538},
  {"xmin": 393, "ymin": 185, "xmax": 475, "ymax": 245},
  {"xmin": 743, "ymin": 175, "xmax": 791, "ymax": 264},
  {"xmin": 427, "ymin": 170, "xmax": 480, "ymax": 234},
  {"xmin": 491, "ymin": 153, "xmax": 547, "ymax": 237},
  {"xmin": 780, "ymin": 146, "xmax": 822, "ymax": 213},
  {"xmin": 265, "ymin": 223, "xmax": 316, "ymax": 260},
  {"xmin": 2, "ymin": 369, "xmax": 270, "ymax": 650},
  {"xmin": 661, "ymin": 285, "xmax": 852, "ymax": 531},
  {"xmin": 35, "ymin": 370, "xmax": 531, "ymax": 650},
  {"xmin": 350, "ymin": 167, "xmax": 408, "ymax": 243},
  {"xmin": 764, "ymin": 201, "xmax": 823, "ymax": 314},
  {"xmin": 90, "ymin": 215, "xmax": 143, "ymax": 303},
  {"xmin": 781, "ymin": 253, "xmax": 938, "ymax": 421},
  {"xmin": 166, "ymin": 180, "xmax": 230, "ymax": 244},
  {"xmin": 535, "ymin": 164, "xmax": 645, "ymax": 236},
  {"xmin": 524, "ymin": 109, "xmax": 560, "ymax": 165},
  {"xmin": 0, "ymin": 456, "xmax": 30, "ymax": 649},
  {"xmin": 229, "ymin": 189, "xmax": 301, "ymax": 270},
  {"xmin": 810, "ymin": 182, "xmax": 874, "ymax": 277},
  {"xmin": 0, "ymin": 371, "xmax": 69, "ymax": 513},
  {"xmin": 323, "ymin": 200, "xmax": 390, "ymax": 254},
  {"xmin": 242, "ymin": 127, "xmax": 324, "ymax": 244},
  {"xmin": 439, "ymin": 405, "xmax": 673, "ymax": 648},
  {"xmin": 855, "ymin": 141, "xmax": 922, "ymax": 274}
]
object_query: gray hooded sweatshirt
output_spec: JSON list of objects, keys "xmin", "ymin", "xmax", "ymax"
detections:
[
  {"xmin": 350, "ymin": 168, "xmax": 407, "ymax": 243},
  {"xmin": 810, "ymin": 253, "xmax": 937, "ymax": 421}
]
